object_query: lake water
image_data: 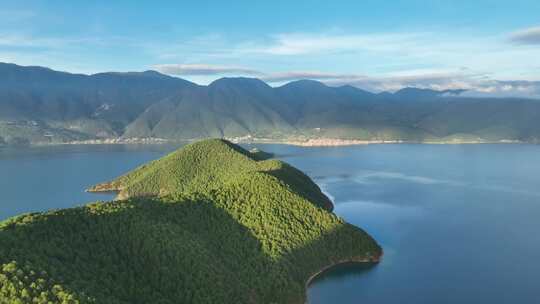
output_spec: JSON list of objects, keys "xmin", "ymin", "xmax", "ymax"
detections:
[{"xmin": 1, "ymin": 143, "xmax": 539, "ymax": 303}]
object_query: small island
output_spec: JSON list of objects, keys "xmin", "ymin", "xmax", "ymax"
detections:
[{"xmin": 0, "ymin": 139, "xmax": 381, "ymax": 303}]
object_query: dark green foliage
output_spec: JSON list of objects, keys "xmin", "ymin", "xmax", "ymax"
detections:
[
  {"xmin": 96, "ymin": 139, "xmax": 332, "ymax": 210},
  {"xmin": 0, "ymin": 139, "xmax": 381, "ymax": 303}
]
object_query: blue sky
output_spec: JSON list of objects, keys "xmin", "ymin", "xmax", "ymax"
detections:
[{"xmin": 1, "ymin": 0, "xmax": 540, "ymax": 96}]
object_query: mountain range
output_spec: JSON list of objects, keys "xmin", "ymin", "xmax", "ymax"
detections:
[{"xmin": 1, "ymin": 62, "xmax": 539, "ymax": 145}]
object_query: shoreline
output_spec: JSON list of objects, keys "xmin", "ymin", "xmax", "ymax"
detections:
[
  {"xmin": 304, "ymin": 257, "xmax": 382, "ymax": 288},
  {"xmin": 11, "ymin": 137, "xmax": 532, "ymax": 148},
  {"xmin": 302, "ymin": 256, "xmax": 381, "ymax": 304}
]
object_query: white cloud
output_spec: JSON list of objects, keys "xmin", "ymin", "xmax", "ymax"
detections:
[
  {"xmin": 216, "ymin": 30, "xmax": 538, "ymax": 87},
  {"xmin": 238, "ymin": 32, "xmax": 429, "ymax": 56},
  {"xmin": 509, "ymin": 26, "xmax": 540, "ymax": 45},
  {"xmin": 0, "ymin": 35, "xmax": 24, "ymax": 47},
  {"xmin": 153, "ymin": 62, "xmax": 540, "ymax": 98},
  {"xmin": 0, "ymin": 32, "xmax": 132, "ymax": 50},
  {"xmin": 260, "ymin": 68, "xmax": 487, "ymax": 92},
  {"xmin": 230, "ymin": 32, "xmax": 436, "ymax": 65},
  {"xmin": 463, "ymin": 80, "xmax": 540, "ymax": 98},
  {"xmin": 260, "ymin": 71, "xmax": 359, "ymax": 82},
  {"xmin": 1, "ymin": 22, "xmax": 539, "ymax": 98},
  {"xmin": 153, "ymin": 64, "xmax": 261, "ymax": 76}
]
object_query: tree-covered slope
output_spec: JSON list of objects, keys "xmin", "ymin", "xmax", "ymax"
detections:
[
  {"xmin": 0, "ymin": 139, "xmax": 381, "ymax": 303},
  {"xmin": 0, "ymin": 62, "xmax": 196, "ymax": 145},
  {"xmin": 89, "ymin": 139, "xmax": 332, "ymax": 210},
  {"xmin": 4, "ymin": 63, "xmax": 539, "ymax": 145},
  {"xmin": 122, "ymin": 78, "xmax": 294, "ymax": 139}
]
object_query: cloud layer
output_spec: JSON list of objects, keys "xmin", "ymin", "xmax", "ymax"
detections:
[
  {"xmin": 153, "ymin": 62, "xmax": 540, "ymax": 98},
  {"xmin": 154, "ymin": 64, "xmax": 260, "ymax": 76},
  {"xmin": 463, "ymin": 80, "xmax": 540, "ymax": 98},
  {"xmin": 147, "ymin": 25, "xmax": 540, "ymax": 98},
  {"xmin": 2, "ymin": 13, "xmax": 539, "ymax": 98},
  {"xmin": 509, "ymin": 26, "xmax": 540, "ymax": 45}
]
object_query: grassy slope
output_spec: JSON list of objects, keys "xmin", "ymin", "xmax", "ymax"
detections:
[{"xmin": 0, "ymin": 139, "xmax": 381, "ymax": 304}]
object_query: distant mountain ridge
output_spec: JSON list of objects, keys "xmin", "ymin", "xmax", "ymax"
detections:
[{"xmin": 1, "ymin": 62, "xmax": 539, "ymax": 145}]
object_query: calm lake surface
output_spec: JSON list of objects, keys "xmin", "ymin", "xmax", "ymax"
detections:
[{"xmin": 1, "ymin": 143, "xmax": 539, "ymax": 303}]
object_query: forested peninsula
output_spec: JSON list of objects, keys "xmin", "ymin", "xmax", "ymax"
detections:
[{"xmin": 0, "ymin": 139, "xmax": 381, "ymax": 303}]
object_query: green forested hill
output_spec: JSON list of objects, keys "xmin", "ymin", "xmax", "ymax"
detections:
[
  {"xmin": 88, "ymin": 138, "xmax": 332, "ymax": 210},
  {"xmin": 0, "ymin": 63, "xmax": 196, "ymax": 145},
  {"xmin": 122, "ymin": 78, "xmax": 294, "ymax": 139},
  {"xmin": 2, "ymin": 62, "xmax": 539, "ymax": 145},
  {"xmin": 0, "ymin": 139, "xmax": 381, "ymax": 303}
]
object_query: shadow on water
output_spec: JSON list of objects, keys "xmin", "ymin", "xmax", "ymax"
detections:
[{"xmin": 308, "ymin": 262, "xmax": 378, "ymax": 286}]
